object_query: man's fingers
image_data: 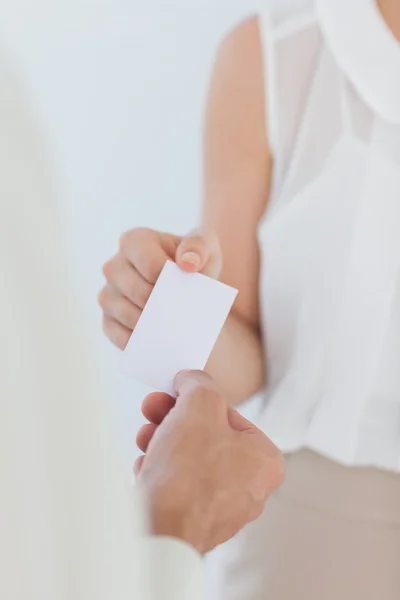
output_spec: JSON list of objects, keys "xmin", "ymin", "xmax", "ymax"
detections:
[
  {"xmin": 136, "ymin": 423, "xmax": 158, "ymax": 453},
  {"xmin": 133, "ymin": 455, "xmax": 145, "ymax": 476},
  {"xmin": 142, "ymin": 392, "xmax": 176, "ymax": 425},
  {"xmin": 175, "ymin": 230, "xmax": 222, "ymax": 278}
]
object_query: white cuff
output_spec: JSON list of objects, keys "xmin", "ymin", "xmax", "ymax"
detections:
[{"xmin": 145, "ymin": 536, "xmax": 205, "ymax": 600}]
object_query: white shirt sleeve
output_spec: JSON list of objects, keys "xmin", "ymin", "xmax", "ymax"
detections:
[
  {"xmin": 144, "ymin": 537, "xmax": 205, "ymax": 600},
  {"xmin": 0, "ymin": 56, "xmax": 205, "ymax": 600},
  {"xmin": 132, "ymin": 487, "xmax": 205, "ymax": 600}
]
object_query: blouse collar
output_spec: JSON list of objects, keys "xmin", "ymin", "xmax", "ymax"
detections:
[{"xmin": 317, "ymin": 0, "xmax": 400, "ymax": 125}]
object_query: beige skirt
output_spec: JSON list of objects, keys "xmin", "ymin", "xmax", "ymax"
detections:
[{"xmin": 220, "ymin": 449, "xmax": 400, "ymax": 600}]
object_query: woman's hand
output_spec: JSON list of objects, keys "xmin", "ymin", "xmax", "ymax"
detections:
[
  {"xmin": 98, "ymin": 18, "xmax": 269, "ymax": 405},
  {"xmin": 98, "ymin": 228, "xmax": 222, "ymax": 349}
]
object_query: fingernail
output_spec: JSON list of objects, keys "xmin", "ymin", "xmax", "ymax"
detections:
[
  {"xmin": 173, "ymin": 370, "xmax": 192, "ymax": 395},
  {"xmin": 174, "ymin": 370, "xmax": 186, "ymax": 390},
  {"xmin": 181, "ymin": 251, "xmax": 201, "ymax": 267}
]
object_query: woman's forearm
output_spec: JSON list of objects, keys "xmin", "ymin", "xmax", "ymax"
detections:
[
  {"xmin": 201, "ymin": 18, "xmax": 271, "ymax": 406},
  {"xmin": 205, "ymin": 311, "xmax": 265, "ymax": 405}
]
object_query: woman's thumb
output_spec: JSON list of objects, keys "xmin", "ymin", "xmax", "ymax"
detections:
[{"xmin": 175, "ymin": 229, "xmax": 222, "ymax": 278}]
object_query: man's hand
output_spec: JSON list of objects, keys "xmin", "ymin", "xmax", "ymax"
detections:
[
  {"xmin": 135, "ymin": 371, "xmax": 284, "ymax": 555},
  {"xmin": 99, "ymin": 229, "xmax": 222, "ymax": 349}
]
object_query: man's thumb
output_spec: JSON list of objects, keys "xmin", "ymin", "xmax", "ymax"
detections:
[
  {"xmin": 227, "ymin": 406, "xmax": 260, "ymax": 433},
  {"xmin": 173, "ymin": 370, "xmax": 227, "ymax": 422}
]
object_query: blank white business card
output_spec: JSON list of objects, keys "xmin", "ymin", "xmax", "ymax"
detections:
[{"xmin": 120, "ymin": 260, "xmax": 238, "ymax": 396}]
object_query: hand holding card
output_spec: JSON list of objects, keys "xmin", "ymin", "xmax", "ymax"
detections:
[{"xmin": 120, "ymin": 261, "xmax": 238, "ymax": 396}]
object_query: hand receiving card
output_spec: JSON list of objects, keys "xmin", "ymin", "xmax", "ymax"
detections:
[{"xmin": 120, "ymin": 260, "xmax": 238, "ymax": 396}]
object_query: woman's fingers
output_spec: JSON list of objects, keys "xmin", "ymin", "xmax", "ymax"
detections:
[
  {"xmin": 103, "ymin": 255, "xmax": 153, "ymax": 308},
  {"xmin": 99, "ymin": 286, "xmax": 141, "ymax": 329},
  {"xmin": 101, "ymin": 315, "xmax": 132, "ymax": 350},
  {"xmin": 175, "ymin": 230, "xmax": 222, "ymax": 278}
]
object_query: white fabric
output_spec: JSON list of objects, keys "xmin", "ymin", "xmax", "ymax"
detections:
[
  {"xmin": 0, "ymin": 52, "xmax": 204, "ymax": 599},
  {"xmin": 258, "ymin": 0, "xmax": 400, "ymax": 471}
]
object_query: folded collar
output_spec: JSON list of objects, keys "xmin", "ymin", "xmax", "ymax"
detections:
[{"xmin": 317, "ymin": 0, "xmax": 400, "ymax": 125}]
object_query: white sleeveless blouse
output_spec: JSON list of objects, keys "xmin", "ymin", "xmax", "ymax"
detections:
[{"xmin": 258, "ymin": 0, "xmax": 400, "ymax": 472}]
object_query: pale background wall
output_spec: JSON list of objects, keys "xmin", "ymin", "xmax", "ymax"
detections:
[{"xmin": 1, "ymin": 0, "xmax": 291, "ymax": 595}]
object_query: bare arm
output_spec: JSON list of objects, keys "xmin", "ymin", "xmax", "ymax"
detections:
[{"xmin": 203, "ymin": 17, "xmax": 272, "ymax": 404}]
